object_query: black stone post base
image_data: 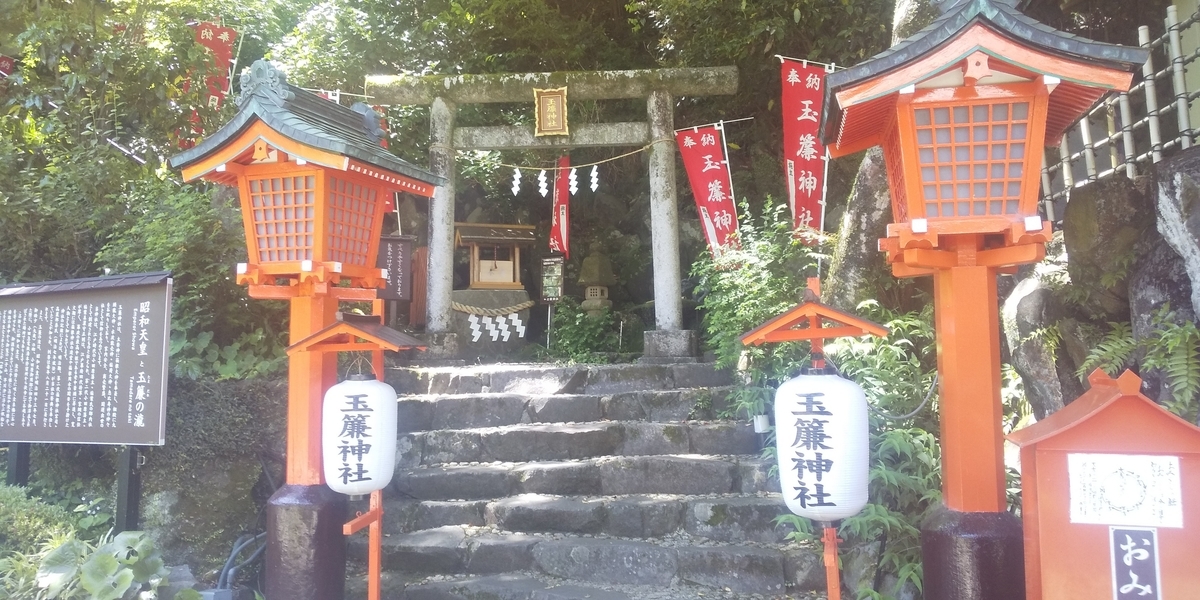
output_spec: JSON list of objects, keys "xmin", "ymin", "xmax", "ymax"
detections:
[
  {"xmin": 266, "ymin": 484, "xmax": 347, "ymax": 600},
  {"xmin": 921, "ymin": 506, "xmax": 1025, "ymax": 600}
]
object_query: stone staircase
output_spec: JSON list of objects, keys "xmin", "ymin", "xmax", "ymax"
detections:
[{"xmin": 351, "ymin": 362, "xmax": 826, "ymax": 599}]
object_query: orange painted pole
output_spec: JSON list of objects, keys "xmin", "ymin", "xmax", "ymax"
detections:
[
  {"xmin": 372, "ymin": 299, "xmax": 385, "ymax": 379},
  {"xmin": 930, "ymin": 235, "xmax": 1006, "ymax": 512},
  {"xmin": 822, "ymin": 526, "xmax": 842, "ymax": 600},
  {"xmin": 286, "ymin": 292, "xmax": 339, "ymax": 485},
  {"xmin": 343, "ymin": 490, "xmax": 384, "ymax": 600},
  {"xmin": 806, "ymin": 277, "xmax": 826, "ymax": 369}
]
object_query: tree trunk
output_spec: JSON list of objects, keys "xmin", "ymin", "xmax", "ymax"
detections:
[{"xmin": 821, "ymin": 0, "xmax": 939, "ymax": 310}]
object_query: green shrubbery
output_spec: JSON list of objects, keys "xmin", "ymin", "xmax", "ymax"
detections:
[{"xmin": 0, "ymin": 485, "xmax": 77, "ymax": 557}]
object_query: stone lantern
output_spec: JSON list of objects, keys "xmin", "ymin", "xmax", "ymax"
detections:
[
  {"xmin": 578, "ymin": 243, "xmax": 616, "ymax": 316},
  {"xmin": 819, "ymin": 2, "xmax": 1147, "ymax": 598}
]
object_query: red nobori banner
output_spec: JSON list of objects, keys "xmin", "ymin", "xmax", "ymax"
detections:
[
  {"xmin": 781, "ymin": 59, "xmax": 830, "ymax": 233},
  {"xmin": 676, "ymin": 124, "xmax": 739, "ymax": 256},
  {"xmin": 549, "ymin": 155, "xmax": 571, "ymax": 259},
  {"xmin": 0, "ymin": 55, "xmax": 14, "ymax": 78}
]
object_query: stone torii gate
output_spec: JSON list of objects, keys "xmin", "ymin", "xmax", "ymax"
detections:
[{"xmin": 365, "ymin": 67, "xmax": 738, "ymax": 359}]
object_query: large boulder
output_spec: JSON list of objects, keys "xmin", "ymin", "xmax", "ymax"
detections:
[
  {"xmin": 1152, "ymin": 147, "xmax": 1200, "ymax": 317},
  {"xmin": 1061, "ymin": 175, "xmax": 1155, "ymax": 321}
]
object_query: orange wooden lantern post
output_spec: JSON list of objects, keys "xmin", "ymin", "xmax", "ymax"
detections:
[
  {"xmin": 818, "ymin": 2, "xmax": 1147, "ymax": 599},
  {"xmin": 170, "ymin": 60, "xmax": 444, "ymax": 600}
]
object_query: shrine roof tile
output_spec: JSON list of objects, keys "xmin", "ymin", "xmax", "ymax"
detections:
[{"xmin": 169, "ymin": 61, "xmax": 445, "ymax": 188}]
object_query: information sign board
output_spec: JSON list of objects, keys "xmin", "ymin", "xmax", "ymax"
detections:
[
  {"xmin": 0, "ymin": 272, "xmax": 172, "ymax": 445},
  {"xmin": 376, "ymin": 235, "xmax": 414, "ymax": 301}
]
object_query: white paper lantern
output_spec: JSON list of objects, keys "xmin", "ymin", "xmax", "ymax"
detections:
[
  {"xmin": 322, "ymin": 374, "xmax": 398, "ymax": 495},
  {"xmin": 774, "ymin": 369, "xmax": 869, "ymax": 522}
]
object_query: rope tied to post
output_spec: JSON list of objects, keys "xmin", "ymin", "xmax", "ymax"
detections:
[{"xmin": 451, "ymin": 300, "xmax": 536, "ymax": 316}]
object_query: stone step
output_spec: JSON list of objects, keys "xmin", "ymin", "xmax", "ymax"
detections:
[
  {"xmin": 398, "ymin": 421, "xmax": 759, "ymax": 467},
  {"xmin": 394, "ymin": 456, "xmax": 780, "ymax": 500},
  {"xmin": 388, "ymin": 362, "xmax": 734, "ymax": 396},
  {"xmin": 357, "ymin": 528, "xmax": 825, "ymax": 595},
  {"xmin": 396, "ymin": 387, "xmax": 736, "ymax": 433},
  {"xmin": 381, "ymin": 494, "xmax": 792, "ymax": 543},
  {"xmin": 390, "ymin": 573, "xmax": 827, "ymax": 600}
]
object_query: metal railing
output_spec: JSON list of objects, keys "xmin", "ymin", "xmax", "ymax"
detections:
[{"xmin": 1040, "ymin": 5, "xmax": 1200, "ymax": 220}]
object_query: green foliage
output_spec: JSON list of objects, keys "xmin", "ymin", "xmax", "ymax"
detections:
[
  {"xmin": 1076, "ymin": 307, "xmax": 1200, "ymax": 423},
  {"xmin": 0, "ymin": 485, "xmax": 77, "ymax": 557},
  {"xmin": 692, "ymin": 198, "xmax": 819, "ymax": 402},
  {"xmin": 1, "ymin": 530, "xmax": 172, "ymax": 600},
  {"xmin": 546, "ymin": 297, "xmax": 643, "ymax": 362}
]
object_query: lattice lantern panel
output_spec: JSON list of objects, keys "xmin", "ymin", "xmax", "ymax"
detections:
[
  {"xmin": 889, "ymin": 85, "xmax": 1049, "ymax": 226},
  {"xmin": 240, "ymin": 167, "xmax": 388, "ymax": 282}
]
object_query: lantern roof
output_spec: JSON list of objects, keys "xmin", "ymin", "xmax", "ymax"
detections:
[
  {"xmin": 741, "ymin": 300, "xmax": 888, "ymax": 346},
  {"xmin": 1007, "ymin": 369, "xmax": 1200, "ymax": 452},
  {"xmin": 820, "ymin": 0, "xmax": 1149, "ymax": 152},
  {"xmin": 287, "ymin": 313, "xmax": 426, "ymax": 355},
  {"xmin": 169, "ymin": 60, "xmax": 446, "ymax": 190}
]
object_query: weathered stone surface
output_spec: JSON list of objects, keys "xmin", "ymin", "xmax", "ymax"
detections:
[
  {"xmin": 513, "ymin": 461, "xmax": 602, "ymax": 495},
  {"xmin": 671, "ymin": 363, "xmax": 735, "ymax": 389},
  {"xmin": 736, "ymin": 459, "xmax": 780, "ymax": 494},
  {"xmin": 404, "ymin": 574, "xmax": 546, "ymax": 600},
  {"xmin": 489, "ymin": 367, "xmax": 587, "ymax": 395},
  {"xmin": 395, "ymin": 465, "xmax": 513, "ymax": 500},
  {"xmin": 1064, "ymin": 175, "xmax": 1154, "ymax": 320},
  {"xmin": 641, "ymin": 330, "xmax": 699, "ymax": 360},
  {"xmin": 488, "ymin": 494, "xmax": 606, "ymax": 534},
  {"xmin": 1002, "ymin": 274, "xmax": 1068, "ymax": 420},
  {"xmin": 583, "ymin": 365, "xmax": 673, "ymax": 394},
  {"xmin": 367, "ymin": 67, "xmax": 738, "ymax": 106},
  {"xmin": 1130, "ymin": 230, "xmax": 1197, "ymax": 405},
  {"xmin": 675, "ymin": 546, "xmax": 786, "ymax": 593},
  {"xmin": 687, "ymin": 422, "xmax": 758, "ymax": 455},
  {"xmin": 481, "ymin": 423, "xmax": 621, "ymax": 462},
  {"xmin": 464, "ymin": 534, "xmax": 538, "ymax": 573},
  {"xmin": 1155, "ymin": 150, "xmax": 1200, "ymax": 317},
  {"xmin": 432, "ymin": 395, "xmax": 529, "ymax": 430},
  {"xmin": 784, "ymin": 549, "xmax": 827, "ymax": 591},
  {"xmin": 380, "ymin": 526, "xmax": 466, "ymax": 572},
  {"xmin": 532, "ymin": 539, "xmax": 677, "ymax": 585},
  {"xmin": 603, "ymin": 495, "xmax": 685, "ymax": 538},
  {"xmin": 617, "ymin": 422, "xmax": 690, "ymax": 455},
  {"xmin": 420, "ymin": 430, "xmax": 484, "ymax": 465},
  {"xmin": 396, "ymin": 433, "xmax": 426, "ymax": 469},
  {"xmin": 396, "ymin": 397, "xmax": 435, "ymax": 433},
  {"xmin": 526, "ymin": 394, "xmax": 603, "ymax": 423},
  {"xmin": 685, "ymin": 497, "xmax": 788, "ymax": 543},
  {"xmin": 416, "ymin": 500, "xmax": 488, "ymax": 530},
  {"xmin": 597, "ymin": 455, "xmax": 736, "ymax": 495},
  {"xmin": 534, "ymin": 585, "xmax": 632, "ymax": 600}
]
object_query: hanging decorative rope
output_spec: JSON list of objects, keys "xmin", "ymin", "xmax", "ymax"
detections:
[{"xmin": 451, "ymin": 300, "xmax": 536, "ymax": 316}]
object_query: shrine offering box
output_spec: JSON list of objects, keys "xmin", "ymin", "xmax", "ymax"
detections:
[{"xmin": 1008, "ymin": 369, "xmax": 1200, "ymax": 600}]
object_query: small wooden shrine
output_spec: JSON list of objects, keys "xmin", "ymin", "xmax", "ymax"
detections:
[{"xmin": 454, "ymin": 223, "xmax": 536, "ymax": 290}]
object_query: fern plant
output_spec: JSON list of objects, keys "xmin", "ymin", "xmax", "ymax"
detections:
[{"xmin": 1076, "ymin": 307, "xmax": 1200, "ymax": 423}]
